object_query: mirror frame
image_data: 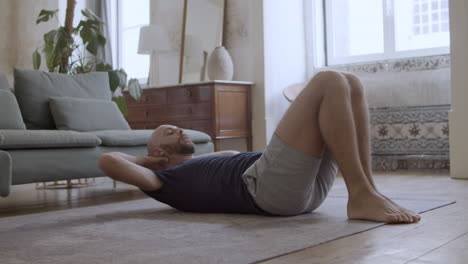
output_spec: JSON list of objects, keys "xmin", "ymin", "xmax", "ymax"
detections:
[{"xmin": 178, "ymin": 0, "xmax": 225, "ymax": 84}]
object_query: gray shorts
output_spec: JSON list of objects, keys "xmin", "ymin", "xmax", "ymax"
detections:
[{"xmin": 242, "ymin": 134, "xmax": 338, "ymax": 216}]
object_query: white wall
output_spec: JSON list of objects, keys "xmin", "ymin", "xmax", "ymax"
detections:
[
  {"xmin": 263, "ymin": 0, "xmax": 307, "ymax": 141},
  {"xmin": 150, "ymin": 0, "xmax": 184, "ymax": 86},
  {"xmin": 0, "ymin": 0, "xmax": 59, "ymax": 85},
  {"xmin": 223, "ymin": 0, "xmax": 307, "ymax": 151},
  {"xmin": 448, "ymin": 0, "xmax": 468, "ymax": 179},
  {"xmin": 222, "ymin": 0, "xmax": 267, "ymax": 151},
  {"xmin": 0, "ymin": 0, "xmax": 16, "ymax": 85}
]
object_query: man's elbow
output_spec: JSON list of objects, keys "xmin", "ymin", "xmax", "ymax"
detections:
[{"xmin": 98, "ymin": 153, "xmax": 119, "ymax": 172}]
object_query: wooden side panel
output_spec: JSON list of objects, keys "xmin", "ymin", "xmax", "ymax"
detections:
[{"xmin": 214, "ymin": 85, "xmax": 250, "ymax": 137}]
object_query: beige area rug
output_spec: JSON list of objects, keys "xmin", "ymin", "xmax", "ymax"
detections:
[{"xmin": 0, "ymin": 197, "xmax": 454, "ymax": 264}]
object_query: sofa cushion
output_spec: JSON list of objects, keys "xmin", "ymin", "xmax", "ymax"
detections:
[
  {"xmin": 89, "ymin": 129, "xmax": 212, "ymax": 147},
  {"xmin": 0, "ymin": 130, "xmax": 102, "ymax": 149},
  {"xmin": 0, "ymin": 90, "xmax": 26, "ymax": 130},
  {"xmin": 0, "ymin": 73, "xmax": 10, "ymax": 90},
  {"xmin": 14, "ymin": 69, "xmax": 112, "ymax": 129},
  {"xmin": 49, "ymin": 97, "xmax": 131, "ymax": 131}
]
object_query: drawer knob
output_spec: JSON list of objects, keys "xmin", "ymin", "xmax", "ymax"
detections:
[
  {"xmin": 186, "ymin": 107, "xmax": 192, "ymax": 114},
  {"xmin": 144, "ymin": 111, "xmax": 149, "ymax": 117},
  {"xmin": 145, "ymin": 96, "xmax": 149, "ymax": 103},
  {"xmin": 185, "ymin": 89, "xmax": 193, "ymax": 98}
]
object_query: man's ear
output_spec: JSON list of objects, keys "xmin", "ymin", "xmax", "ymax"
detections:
[{"xmin": 149, "ymin": 147, "xmax": 166, "ymax": 158}]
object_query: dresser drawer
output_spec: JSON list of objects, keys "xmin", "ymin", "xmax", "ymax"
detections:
[
  {"xmin": 167, "ymin": 85, "xmax": 212, "ymax": 104},
  {"xmin": 124, "ymin": 89, "xmax": 167, "ymax": 106},
  {"xmin": 142, "ymin": 122, "xmax": 167, "ymax": 129},
  {"xmin": 128, "ymin": 122, "xmax": 166, "ymax": 130},
  {"xmin": 165, "ymin": 103, "xmax": 212, "ymax": 120},
  {"xmin": 126, "ymin": 106, "xmax": 166, "ymax": 122}
]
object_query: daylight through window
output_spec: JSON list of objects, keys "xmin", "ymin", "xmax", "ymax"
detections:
[{"xmin": 324, "ymin": 0, "xmax": 450, "ymax": 65}]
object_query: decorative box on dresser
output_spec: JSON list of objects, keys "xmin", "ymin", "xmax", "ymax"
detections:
[{"xmin": 123, "ymin": 81, "xmax": 254, "ymax": 152}]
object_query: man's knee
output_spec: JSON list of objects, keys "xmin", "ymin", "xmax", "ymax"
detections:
[
  {"xmin": 308, "ymin": 70, "xmax": 350, "ymax": 98},
  {"xmin": 342, "ymin": 73, "xmax": 365, "ymax": 100},
  {"xmin": 312, "ymin": 70, "xmax": 345, "ymax": 83}
]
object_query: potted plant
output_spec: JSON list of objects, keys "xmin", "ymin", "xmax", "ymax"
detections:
[{"xmin": 32, "ymin": 2, "xmax": 141, "ymax": 115}]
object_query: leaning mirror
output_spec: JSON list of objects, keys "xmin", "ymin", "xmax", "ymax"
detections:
[{"xmin": 179, "ymin": 0, "xmax": 225, "ymax": 83}]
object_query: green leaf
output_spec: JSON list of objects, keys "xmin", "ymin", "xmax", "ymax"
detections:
[
  {"xmin": 73, "ymin": 20, "xmax": 86, "ymax": 34},
  {"xmin": 112, "ymin": 96, "xmax": 128, "ymax": 116},
  {"xmin": 79, "ymin": 20, "xmax": 106, "ymax": 56},
  {"xmin": 36, "ymin": 9, "xmax": 58, "ymax": 24},
  {"xmin": 96, "ymin": 62, "xmax": 113, "ymax": 72},
  {"xmin": 53, "ymin": 28, "xmax": 69, "ymax": 56},
  {"xmin": 32, "ymin": 49, "xmax": 41, "ymax": 70},
  {"xmin": 43, "ymin": 30, "xmax": 59, "ymax": 71},
  {"xmin": 108, "ymin": 70, "xmax": 121, "ymax": 92},
  {"xmin": 128, "ymin": 78, "xmax": 142, "ymax": 101},
  {"xmin": 117, "ymin": 69, "xmax": 128, "ymax": 88},
  {"xmin": 81, "ymin": 9, "xmax": 104, "ymax": 24}
]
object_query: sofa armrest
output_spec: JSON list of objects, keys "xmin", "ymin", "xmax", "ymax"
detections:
[{"xmin": 0, "ymin": 150, "xmax": 12, "ymax": 197}]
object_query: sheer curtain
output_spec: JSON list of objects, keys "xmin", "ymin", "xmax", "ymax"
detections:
[
  {"xmin": 303, "ymin": 0, "xmax": 325, "ymax": 79},
  {"xmin": 86, "ymin": 0, "xmax": 114, "ymax": 67}
]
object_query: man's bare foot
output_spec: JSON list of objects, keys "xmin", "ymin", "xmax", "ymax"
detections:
[
  {"xmin": 363, "ymin": 173, "xmax": 421, "ymax": 222},
  {"xmin": 378, "ymin": 192, "xmax": 421, "ymax": 221},
  {"xmin": 347, "ymin": 189, "xmax": 421, "ymax": 223},
  {"xmin": 367, "ymin": 182, "xmax": 422, "ymax": 222}
]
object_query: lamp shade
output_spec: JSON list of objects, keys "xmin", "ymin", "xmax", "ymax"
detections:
[{"xmin": 138, "ymin": 25, "xmax": 171, "ymax": 54}]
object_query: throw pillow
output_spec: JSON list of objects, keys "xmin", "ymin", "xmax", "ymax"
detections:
[
  {"xmin": 14, "ymin": 69, "xmax": 111, "ymax": 129},
  {"xmin": 49, "ymin": 97, "xmax": 131, "ymax": 131},
  {"xmin": 0, "ymin": 89, "xmax": 26, "ymax": 130},
  {"xmin": 0, "ymin": 73, "xmax": 10, "ymax": 90}
]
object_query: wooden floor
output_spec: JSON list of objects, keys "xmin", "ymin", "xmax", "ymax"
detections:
[{"xmin": 0, "ymin": 172, "xmax": 466, "ymax": 264}]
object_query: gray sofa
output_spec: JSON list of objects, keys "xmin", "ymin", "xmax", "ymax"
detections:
[{"xmin": 0, "ymin": 69, "xmax": 214, "ymax": 197}]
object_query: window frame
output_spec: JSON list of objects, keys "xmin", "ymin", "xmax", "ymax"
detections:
[
  {"xmin": 115, "ymin": 0, "xmax": 150, "ymax": 84},
  {"xmin": 324, "ymin": 0, "xmax": 450, "ymax": 66}
]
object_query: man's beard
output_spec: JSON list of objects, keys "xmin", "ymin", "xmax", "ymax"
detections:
[{"xmin": 160, "ymin": 141, "xmax": 195, "ymax": 155}]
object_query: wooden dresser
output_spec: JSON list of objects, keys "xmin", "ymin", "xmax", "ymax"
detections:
[{"xmin": 123, "ymin": 81, "xmax": 254, "ymax": 151}]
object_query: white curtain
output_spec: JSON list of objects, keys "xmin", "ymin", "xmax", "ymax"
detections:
[
  {"xmin": 303, "ymin": 0, "xmax": 326, "ymax": 78},
  {"xmin": 86, "ymin": 0, "xmax": 114, "ymax": 67}
]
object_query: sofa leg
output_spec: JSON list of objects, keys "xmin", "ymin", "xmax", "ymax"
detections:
[{"xmin": 0, "ymin": 151, "xmax": 12, "ymax": 197}]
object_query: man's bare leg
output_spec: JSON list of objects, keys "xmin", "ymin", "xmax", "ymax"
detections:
[
  {"xmin": 275, "ymin": 71, "xmax": 418, "ymax": 223},
  {"xmin": 342, "ymin": 73, "xmax": 420, "ymax": 222}
]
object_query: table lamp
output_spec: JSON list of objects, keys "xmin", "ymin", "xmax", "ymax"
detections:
[{"xmin": 138, "ymin": 25, "xmax": 171, "ymax": 86}]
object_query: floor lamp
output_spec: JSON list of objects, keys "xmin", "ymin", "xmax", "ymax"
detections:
[{"xmin": 138, "ymin": 25, "xmax": 171, "ymax": 86}]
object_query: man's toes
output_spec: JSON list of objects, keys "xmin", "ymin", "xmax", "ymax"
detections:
[
  {"xmin": 388, "ymin": 214, "xmax": 402, "ymax": 223},
  {"xmin": 405, "ymin": 213, "xmax": 414, "ymax": 223},
  {"xmin": 400, "ymin": 213, "xmax": 411, "ymax": 223},
  {"xmin": 412, "ymin": 214, "xmax": 421, "ymax": 222}
]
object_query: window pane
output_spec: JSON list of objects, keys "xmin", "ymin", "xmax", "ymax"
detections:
[
  {"xmin": 394, "ymin": 0, "xmax": 450, "ymax": 51},
  {"xmin": 327, "ymin": 0, "xmax": 384, "ymax": 57},
  {"xmin": 121, "ymin": 0, "xmax": 150, "ymax": 29},
  {"xmin": 121, "ymin": 28, "xmax": 150, "ymax": 80}
]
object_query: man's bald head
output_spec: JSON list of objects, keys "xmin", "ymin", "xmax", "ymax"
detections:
[{"xmin": 147, "ymin": 125, "xmax": 195, "ymax": 157}]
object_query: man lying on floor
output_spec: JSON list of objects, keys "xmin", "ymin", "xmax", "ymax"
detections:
[{"xmin": 99, "ymin": 71, "xmax": 420, "ymax": 223}]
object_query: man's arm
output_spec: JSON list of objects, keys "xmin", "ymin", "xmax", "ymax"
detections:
[
  {"xmin": 195, "ymin": 150, "xmax": 241, "ymax": 158},
  {"xmin": 98, "ymin": 152, "xmax": 167, "ymax": 191}
]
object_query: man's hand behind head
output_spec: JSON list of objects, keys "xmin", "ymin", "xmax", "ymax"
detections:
[{"xmin": 137, "ymin": 156, "xmax": 169, "ymax": 171}]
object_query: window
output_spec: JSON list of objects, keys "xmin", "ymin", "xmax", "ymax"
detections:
[
  {"xmin": 324, "ymin": 0, "xmax": 450, "ymax": 65},
  {"xmin": 116, "ymin": 0, "xmax": 150, "ymax": 81}
]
